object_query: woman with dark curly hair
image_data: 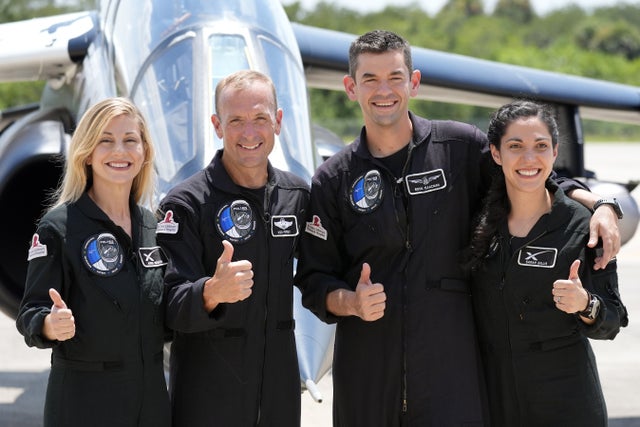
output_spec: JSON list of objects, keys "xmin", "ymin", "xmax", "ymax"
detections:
[{"xmin": 466, "ymin": 100, "xmax": 628, "ymax": 427}]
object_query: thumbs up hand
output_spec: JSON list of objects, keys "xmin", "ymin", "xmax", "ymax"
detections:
[
  {"xmin": 552, "ymin": 259, "xmax": 590, "ymax": 314},
  {"xmin": 203, "ymin": 240, "xmax": 254, "ymax": 311},
  {"xmin": 353, "ymin": 263, "xmax": 386, "ymax": 321},
  {"xmin": 43, "ymin": 288, "xmax": 75, "ymax": 342}
]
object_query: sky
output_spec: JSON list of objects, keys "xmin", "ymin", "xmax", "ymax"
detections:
[{"xmin": 280, "ymin": 0, "xmax": 639, "ymax": 15}]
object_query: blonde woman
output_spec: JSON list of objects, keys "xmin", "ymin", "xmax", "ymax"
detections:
[{"xmin": 16, "ymin": 98, "xmax": 170, "ymax": 427}]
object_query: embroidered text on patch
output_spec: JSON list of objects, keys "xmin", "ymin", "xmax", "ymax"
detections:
[
  {"xmin": 27, "ymin": 233, "xmax": 48, "ymax": 261},
  {"xmin": 138, "ymin": 246, "xmax": 168, "ymax": 268},
  {"xmin": 350, "ymin": 170, "xmax": 383, "ymax": 213},
  {"xmin": 157, "ymin": 210, "xmax": 179, "ymax": 234},
  {"xmin": 216, "ymin": 200, "xmax": 256, "ymax": 243},
  {"xmin": 82, "ymin": 232, "xmax": 124, "ymax": 276},
  {"xmin": 517, "ymin": 246, "xmax": 558, "ymax": 268},
  {"xmin": 405, "ymin": 169, "xmax": 447, "ymax": 195},
  {"xmin": 305, "ymin": 215, "xmax": 328, "ymax": 240},
  {"xmin": 271, "ymin": 215, "xmax": 299, "ymax": 237}
]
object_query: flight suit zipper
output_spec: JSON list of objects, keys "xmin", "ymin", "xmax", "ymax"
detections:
[
  {"xmin": 399, "ymin": 141, "xmax": 415, "ymax": 417},
  {"xmin": 256, "ymin": 182, "xmax": 275, "ymax": 425}
]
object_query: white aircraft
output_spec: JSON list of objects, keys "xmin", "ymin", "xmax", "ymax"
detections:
[{"xmin": 0, "ymin": 0, "xmax": 638, "ymax": 402}]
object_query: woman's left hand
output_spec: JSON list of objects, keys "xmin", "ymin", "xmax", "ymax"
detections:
[{"xmin": 552, "ymin": 259, "xmax": 589, "ymax": 314}]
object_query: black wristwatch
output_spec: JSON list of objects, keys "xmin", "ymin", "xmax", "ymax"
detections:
[
  {"xmin": 593, "ymin": 198, "xmax": 624, "ymax": 219},
  {"xmin": 579, "ymin": 292, "xmax": 601, "ymax": 320}
]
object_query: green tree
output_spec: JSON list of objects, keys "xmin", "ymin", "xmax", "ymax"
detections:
[
  {"xmin": 493, "ymin": 0, "xmax": 534, "ymax": 23},
  {"xmin": 576, "ymin": 20, "xmax": 640, "ymax": 60},
  {"xmin": 523, "ymin": 6, "xmax": 586, "ymax": 49},
  {"xmin": 440, "ymin": 0, "xmax": 484, "ymax": 16}
]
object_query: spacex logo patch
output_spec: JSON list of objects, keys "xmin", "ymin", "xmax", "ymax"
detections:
[
  {"xmin": 138, "ymin": 246, "xmax": 168, "ymax": 268},
  {"xmin": 517, "ymin": 246, "xmax": 558, "ymax": 268}
]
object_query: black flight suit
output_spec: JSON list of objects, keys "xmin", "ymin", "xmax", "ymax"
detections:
[
  {"xmin": 296, "ymin": 113, "xmax": 493, "ymax": 426},
  {"xmin": 16, "ymin": 192, "xmax": 170, "ymax": 427},
  {"xmin": 472, "ymin": 181, "xmax": 628, "ymax": 427},
  {"xmin": 157, "ymin": 150, "xmax": 309, "ymax": 427}
]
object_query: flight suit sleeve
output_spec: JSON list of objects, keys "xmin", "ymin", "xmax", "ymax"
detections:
[
  {"xmin": 295, "ymin": 171, "xmax": 352, "ymax": 324},
  {"xmin": 156, "ymin": 201, "xmax": 228, "ymax": 333},
  {"xmin": 16, "ymin": 223, "xmax": 64, "ymax": 349},
  {"xmin": 577, "ymin": 248, "xmax": 628, "ymax": 339}
]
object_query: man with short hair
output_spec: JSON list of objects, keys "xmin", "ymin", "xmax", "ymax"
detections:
[{"xmin": 157, "ymin": 70, "xmax": 308, "ymax": 427}]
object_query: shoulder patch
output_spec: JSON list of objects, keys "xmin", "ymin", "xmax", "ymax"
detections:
[
  {"xmin": 27, "ymin": 233, "xmax": 48, "ymax": 261},
  {"xmin": 305, "ymin": 215, "xmax": 328, "ymax": 240},
  {"xmin": 157, "ymin": 210, "xmax": 179, "ymax": 235}
]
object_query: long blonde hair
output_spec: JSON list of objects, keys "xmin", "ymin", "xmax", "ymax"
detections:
[{"xmin": 50, "ymin": 97, "xmax": 156, "ymax": 210}]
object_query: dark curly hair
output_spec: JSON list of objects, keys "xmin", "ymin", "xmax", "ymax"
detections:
[{"xmin": 464, "ymin": 100, "xmax": 559, "ymax": 271}]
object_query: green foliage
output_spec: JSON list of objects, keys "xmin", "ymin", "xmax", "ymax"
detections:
[
  {"xmin": 576, "ymin": 19, "xmax": 640, "ymax": 60},
  {"xmin": 0, "ymin": 81, "xmax": 45, "ymax": 109},
  {"xmin": 494, "ymin": 0, "xmax": 534, "ymax": 23},
  {"xmin": 440, "ymin": 0, "xmax": 484, "ymax": 17}
]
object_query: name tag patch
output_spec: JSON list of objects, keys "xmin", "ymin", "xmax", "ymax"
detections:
[
  {"xmin": 271, "ymin": 215, "xmax": 299, "ymax": 237},
  {"xmin": 405, "ymin": 169, "xmax": 447, "ymax": 195},
  {"xmin": 138, "ymin": 246, "xmax": 168, "ymax": 268},
  {"xmin": 517, "ymin": 246, "xmax": 558, "ymax": 268}
]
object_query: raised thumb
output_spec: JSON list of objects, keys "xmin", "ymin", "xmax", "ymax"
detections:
[
  {"xmin": 49, "ymin": 288, "xmax": 67, "ymax": 309},
  {"xmin": 219, "ymin": 240, "xmax": 234, "ymax": 263},
  {"xmin": 359, "ymin": 262, "xmax": 372, "ymax": 286},
  {"xmin": 568, "ymin": 259, "xmax": 581, "ymax": 280}
]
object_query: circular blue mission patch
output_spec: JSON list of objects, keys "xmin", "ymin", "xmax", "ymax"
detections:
[{"xmin": 82, "ymin": 232, "xmax": 124, "ymax": 276}]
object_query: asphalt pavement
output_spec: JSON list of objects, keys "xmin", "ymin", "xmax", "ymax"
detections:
[{"xmin": 1, "ymin": 143, "xmax": 639, "ymax": 427}]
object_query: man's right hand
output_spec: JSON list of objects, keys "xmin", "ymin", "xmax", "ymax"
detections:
[
  {"xmin": 352, "ymin": 263, "xmax": 386, "ymax": 321},
  {"xmin": 203, "ymin": 240, "xmax": 254, "ymax": 311}
]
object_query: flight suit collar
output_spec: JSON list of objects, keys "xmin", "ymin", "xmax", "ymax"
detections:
[
  {"xmin": 351, "ymin": 111, "xmax": 433, "ymax": 160},
  {"xmin": 205, "ymin": 149, "xmax": 276, "ymax": 194},
  {"xmin": 497, "ymin": 179, "xmax": 577, "ymax": 243},
  {"xmin": 75, "ymin": 191, "xmax": 142, "ymax": 243}
]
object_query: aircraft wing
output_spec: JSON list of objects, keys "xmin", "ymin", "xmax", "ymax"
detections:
[
  {"xmin": 0, "ymin": 12, "xmax": 97, "ymax": 84},
  {"xmin": 293, "ymin": 23, "xmax": 640, "ymax": 125}
]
